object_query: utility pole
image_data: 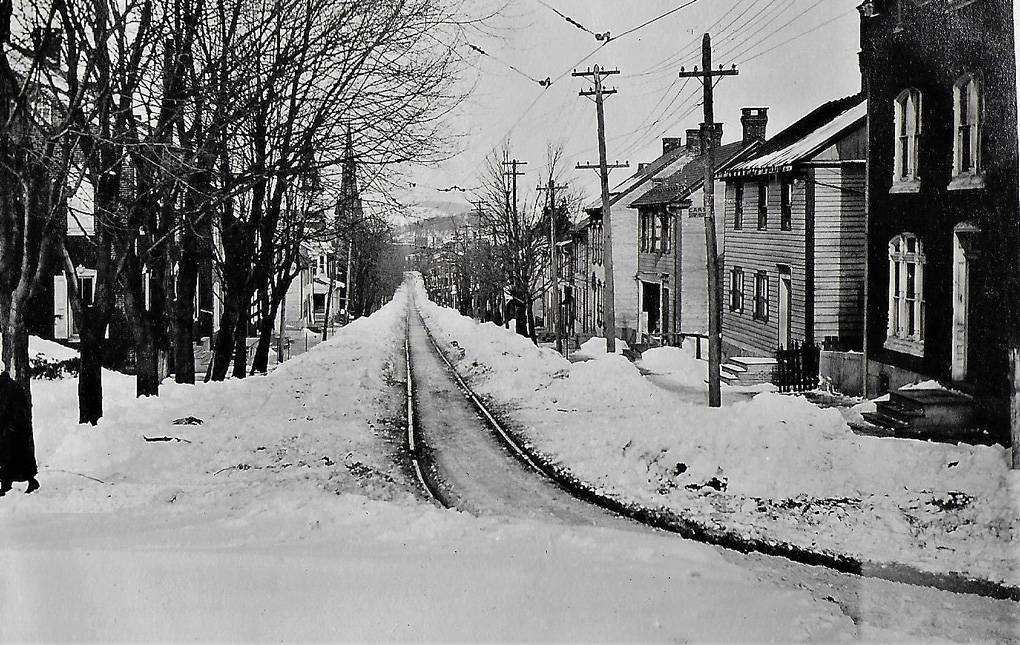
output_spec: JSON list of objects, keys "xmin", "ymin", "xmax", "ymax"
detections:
[
  {"xmin": 503, "ymin": 157, "xmax": 528, "ymax": 336},
  {"xmin": 679, "ymin": 33, "xmax": 738, "ymax": 408},
  {"xmin": 574, "ymin": 65, "xmax": 628, "ymax": 353},
  {"xmin": 538, "ymin": 177, "xmax": 568, "ymax": 353}
]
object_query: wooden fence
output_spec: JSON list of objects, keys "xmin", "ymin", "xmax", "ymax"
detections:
[{"xmin": 773, "ymin": 341, "xmax": 820, "ymax": 392}]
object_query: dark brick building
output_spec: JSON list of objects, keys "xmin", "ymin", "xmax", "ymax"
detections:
[{"xmin": 858, "ymin": 0, "xmax": 1019, "ymax": 430}]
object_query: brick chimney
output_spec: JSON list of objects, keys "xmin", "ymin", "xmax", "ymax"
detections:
[
  {"xmin": 662, "ymin": 137, "xmax": 684, "ymax": 156},
  {"xmin": 741, "ymin": 107, "xmax": 769, "ymax": 144},
  {"xmin": 685, "ymin": 124, "xmax": 723, "ymax": 156}
]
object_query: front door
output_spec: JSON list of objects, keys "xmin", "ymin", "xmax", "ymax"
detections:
[
  {"xmin": 951, "ymin": 229, "xmax": 974, "ymax": 381},
  {"xmin": 640, "ymin": 280, "xmax": 661, "ymax": 340},
  {"xmin": 778, "ymin": 266, "xmax": 792, "ymax": 349}
]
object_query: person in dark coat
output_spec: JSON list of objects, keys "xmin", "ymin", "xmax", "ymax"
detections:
[{"xmin": 0, "ymin": 371, "xmax": 39, "ymax": 495}]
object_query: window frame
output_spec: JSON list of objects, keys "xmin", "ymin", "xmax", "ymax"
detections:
[
  {"xmin": 757, "ymin": 181, "xmax": 768, "ymax": 230},
  {"xmin": 733, "ymin": 181, "xmax": 744, "ymax": 230},
  {"xmin": 885, "ymin": 233, "xmax": 925, "ymax": 356},
  {"xmin": 951, "ymin": 73, "xmax": 983, "ymax": 188},
  {"xmin": 753, "ymin": 270, "xmax": 769, "ymax": 322},
  {"xmin": 892, "ymin": 88, "xmax": 922, "ymax": 190},
  {"xmin": 780, "ymin": 176, "xmax": 793, "ymax": 231},
  {"xmin": 729, "ymin": 266, "xmax": 744, "ymax": 313}
]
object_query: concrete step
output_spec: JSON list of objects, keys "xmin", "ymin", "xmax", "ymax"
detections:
[{"xmin": 862, "ymin": 410, "xmax": 911, "ymax": 430}]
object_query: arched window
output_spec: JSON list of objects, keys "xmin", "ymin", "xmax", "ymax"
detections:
[
  {"xmin": 893, "ymin": 89, "xmax": 922, "ymax": 188},
  {"xmin": 952, "ymin": 74, "xmax": 981, "ymax": 180},
  {"xmin": 886, "ymin": 233, "xmax": 925, "ymax": 355}
]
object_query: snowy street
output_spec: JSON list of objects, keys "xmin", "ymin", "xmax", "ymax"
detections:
[{"xmin": 0, "ymin": 279, "xmax": 1014, "ymax": 642}]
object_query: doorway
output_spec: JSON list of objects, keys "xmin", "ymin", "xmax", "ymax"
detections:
[
  {"xmin": 778, "ymin": 266, "xmax": 792, "ymax": 349},
  {"xmin": 640, "ymin": 280, "xmax": 661, "ymax": 340},
  {"xmin": 952, "ymin": 223, "xmax": 978, "ymax": 381}
]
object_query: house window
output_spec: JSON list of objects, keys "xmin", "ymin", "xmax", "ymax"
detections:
[
  {"xmin": 639, "ymin": 212, "xmax": 652, "ymax": 252},
  {"xmin": 657, "ymin": 212, "xmax": 670, "ymax": 253},
  {"xmin": 952, "ymin": 74, "xmax": 981, "ymax": 180},
  {"xmin": 733, "ymin": 182, "xmax": 743, "ymax": 230},
  {"xmin": 780, "ymin": 177, "xmax": 793, "ymax": 231},
  {"xmin": 313, "ymin": 293, "xmax": 326, "ymax": 314},
  {"xmin": 77, "ymin": 275, "xmax": 95, "ymax": 307},
  {"xmin": 753, "ymin": 271, "xmax": 769, "ymax": 321},
  {"xmin": 757, "ymin": 181, "xmax": 768, "ymax": 230},
  {"xmin": 886, "ymin": 233, "xmax": 925, "ymax": 354},
  {"xmin": 729, "ymin": 267, "xmax": 744, "ymax": 312},
  {"xmin": 893, "ymin": 88, "xmax": 922, "ymax": 187}
]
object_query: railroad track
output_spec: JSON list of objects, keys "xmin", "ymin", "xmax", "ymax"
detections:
[{"xmin": 402, "ymin": 297, "xmax": 1020, "ymax": 603}]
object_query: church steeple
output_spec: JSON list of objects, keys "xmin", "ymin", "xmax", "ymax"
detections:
[{"xmin": 339, "ymin": 126, "xmax": 363, "ymax": 221}]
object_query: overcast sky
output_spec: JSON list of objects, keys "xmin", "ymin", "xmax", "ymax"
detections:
[{"xmin": 398, "ymin": 0, "xmax": 863, "ymax": 216}]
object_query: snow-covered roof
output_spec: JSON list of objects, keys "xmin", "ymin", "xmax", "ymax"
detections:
[{"xmin": 723, "ymin": 100, "xmax": 866, "ymax": 177}]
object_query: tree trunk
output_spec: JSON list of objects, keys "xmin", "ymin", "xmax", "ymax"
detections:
[
  {"xmin": 1010, "ymin": 346, "xmax": 1019, "ymax": 469},
  {"xmin": 78, "ymin": 320, "xmax": 105, "ymax": 425},
  {"xmin": 526, "ymin": 300, "xmax": 538, "ymax": 345},
  {"xmin": 2, "ymin": 314, "xmax": 32, "ymax": 401},
  {"xmin": 232, "ymin": 301, "xmax": 249, "ymax": 379},
  {"xmin": 174, "ymin": 255, "xmax": 198, "ymax": 384},
  {"xmin": 208, "ymin": 296, "xmax": 239, "ymax": 381},
  {"xmin": 251, "ymin": 298, "xmax": 282, "ymax": 374},
  {"xmin": 132, "ymin": 318, "xmax": 160, "ymax": 397}
]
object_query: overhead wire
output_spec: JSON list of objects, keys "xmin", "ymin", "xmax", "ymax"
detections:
[
  {"xmin": 717, "ymin": 0, "xmax": 827, "ymax": 62},
  {"xmin": 735, "ymin": 6, "xmax": 858, "ymax": 64}
]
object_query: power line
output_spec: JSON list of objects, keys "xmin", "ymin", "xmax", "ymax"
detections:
[
  {"xmin": 717, "ymin": 0, "xmax": 826, "ymax": 61},
  {"xmin": 613, "ymin": 0, "xmax": 705, "ymax": 41},
  {"xmin": 467, "ymin": 43, "xmax": 551, "ymax": 87},
  {"xmin": 533, "ymin": 0, "xmax": 611, "ymax": 41},
  {"xmin": 736, "ymin": 6, "xmax": 857, "ymax": 64}
]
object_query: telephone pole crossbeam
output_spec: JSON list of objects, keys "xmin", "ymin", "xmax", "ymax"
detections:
[
  {"xmin": 677, "ymin": 33, "xmax": 739, "ymax": 409},
  {"xmin": 573, "ymin": 65, "xmax": 628, "ymax": 353}
]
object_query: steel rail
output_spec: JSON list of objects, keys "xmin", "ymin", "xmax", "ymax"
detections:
[{"xmin": 404, "ymin": 312, "xmax": 449, "ymax": 508}]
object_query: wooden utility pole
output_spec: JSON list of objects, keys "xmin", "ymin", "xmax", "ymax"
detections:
[
  {"xmin": 679, "ymin": 34, "xmax": 738, "ymax": 408},
  {"xmin": 503, "ymin": 157, "xmax": 528, "ymax": 335},
  {"xmin": 1012, "ymin": 7, "xmax": 1020, "ymax": 469},
  {"xmin": 575, "ymin": 65, "xmax": 628, "ymax": 353},
  {"xmin": 538, "ymin": 177, "xmax": 568, "ymax": 353}
]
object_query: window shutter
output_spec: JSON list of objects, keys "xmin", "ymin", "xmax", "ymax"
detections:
[{"xmin": 53, "ymin": 275, "xmax": 69, "ymax": 339}]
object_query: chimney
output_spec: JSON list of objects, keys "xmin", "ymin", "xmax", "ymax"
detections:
[
  {"xmin": 687, "ymin": 124, "xmax": 723, "ymax": 155},
  {"xmin": 741, "ymin": 107, "xmax": 769, "ymax": 144},
  {"xmin": 685, "ymin": 129, "xmax": 701, "ymax": 155},
  {"xmin": 662, "ymin": 137, "xmax": 683, "ymax": 156}
]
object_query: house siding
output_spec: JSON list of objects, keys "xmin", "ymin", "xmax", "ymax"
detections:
[
  {"xmin": 812, "ymin": 165, "xmax": 866, "ymax": 349},
  {"xmin": 722, "ymin": 176, "xmax": 809, "ymax": 356}
]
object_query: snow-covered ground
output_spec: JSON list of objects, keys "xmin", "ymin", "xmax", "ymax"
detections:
[
  {"xmin": 412, "ymin": 278, "xmax": 1020, "ymax": 590},
  {"xmin": 1, "ymin": 284, "xmax": 871, "ymax": 642}
]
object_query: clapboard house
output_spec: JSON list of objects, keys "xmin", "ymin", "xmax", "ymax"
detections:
[
  {"xmin": 582, "ymin": 135, "xmax": 708, "ymax": 343},
  {"xmin": 627, "ymin": 109, "xmax": 767, "ymax": 346},
  {"xmin": 718, "ymin": 94, "xmax": 867, "ymax": 385},
  {"xmin": 857, "ymin": 0, "xmax": 1019, "ymax": 434}
]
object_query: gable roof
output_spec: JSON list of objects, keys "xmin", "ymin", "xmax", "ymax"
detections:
[
  {"xmin": 584, "ymin": 142, "xmax": 694, "ymax": 213},
  {"xmin": 627, "ymin": 139, "xmax": 757, "ymax": 208},
  {"xmin": 721, "ymin": 94, "xmax": 866, "ymax": 178}
]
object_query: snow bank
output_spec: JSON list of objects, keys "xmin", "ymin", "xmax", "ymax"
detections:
[
  {"xmin": 413, "ymin": 278, "xmax": 1020, "ymax": 588},
  {"xmin": 0, "ymin": 281, "xmax": 865, "ymax": 642}
]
